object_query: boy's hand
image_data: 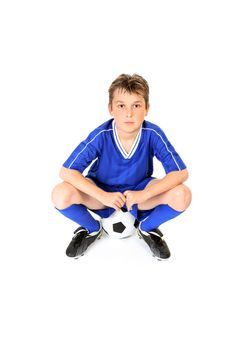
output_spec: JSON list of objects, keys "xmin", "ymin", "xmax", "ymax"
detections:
[
  {"xmin": 99, "ymin": 192, "xmax": 126, "ymax": 211},
  {"xmin": 123, "ymin": 190, "xmax": 148, "ymax": 211}
]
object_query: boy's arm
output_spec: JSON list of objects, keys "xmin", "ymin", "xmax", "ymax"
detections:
[
  {"xmin": 144, "ymin": 169, "xmax": 188, "ymax": 200},
  {"xmin": 60, "ymin": 166, "xmax": 105, "ymax": 201},
  {"xmin": 60, "ymin": 166, "xmax": 126, "ymax": 210},
  {"xmin": 124, "ymin": 169, "xmax": 188, "ymax": 211}
]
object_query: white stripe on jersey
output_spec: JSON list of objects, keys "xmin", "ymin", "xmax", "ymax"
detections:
[
  {"xmin": 112, "ymin": 120, "xmax": 142, "ymax": 159},
  {"xmin": 68, "ymin": 122, "xmax": 181, "ymax": 170},
  {"xmin": 142, "ymin": 127, "xmax": 181, "ymax": 170},
  {"xmin": 68, "ymin": 128, "xmax": 113, "ymax": 168},
  {"xmin": 128, "ymin": 128, "xmax": 142, "ymax": 159}
]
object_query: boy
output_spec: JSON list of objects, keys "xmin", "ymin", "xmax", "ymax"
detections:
[{"xmin": 51, "ymin": 74, "xmax": 192, "ymax": 260}]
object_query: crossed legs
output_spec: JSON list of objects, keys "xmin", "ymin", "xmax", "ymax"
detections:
[{"xmin": 52, "ymin": 178, "xmax": 191, "ymax": 212}]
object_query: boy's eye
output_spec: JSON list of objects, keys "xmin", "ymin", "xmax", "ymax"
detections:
[{"xmin": 117, "ymin": 103, "xmax": 141, "ymax": 109}]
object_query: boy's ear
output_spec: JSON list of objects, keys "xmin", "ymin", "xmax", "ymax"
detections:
[
  {"xmin": 145, "ymin": 103, "xmax": 150, "ymax": 115},
  {"xmin": 108, "ymin": 103, "xmax": 113, "ymax": 116}
]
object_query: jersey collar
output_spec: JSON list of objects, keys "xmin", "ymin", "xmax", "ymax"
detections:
[{"xmin": 112, "ymin": 119, "xmax": 142, "ymax": 159}]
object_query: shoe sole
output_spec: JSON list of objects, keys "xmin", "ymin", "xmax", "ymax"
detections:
[{"xmin": 152, "ymin": 254, "xmax": 170, "ymax": 261}]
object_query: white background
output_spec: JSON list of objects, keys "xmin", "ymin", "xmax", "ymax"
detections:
[{"xmin": 0, "ymin": 0, "xmax": 241, "ymax": 349}]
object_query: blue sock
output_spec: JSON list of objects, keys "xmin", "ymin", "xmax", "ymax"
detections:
[
  {"xmin": 56, "ymin": 204, "xmax": 100, "ymax": 233},
  {"xmin": 140, "ymin": 204, "xmax": 184, "ymax": 232}
]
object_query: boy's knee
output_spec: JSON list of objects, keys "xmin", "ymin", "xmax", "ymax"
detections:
[
  {"xmin": 172, "ymin": 184, "xmax": 192, "ymax": 209},
  {"xmin": 51, "ymin": 182, "xmax": 76, "ymax": 209}
]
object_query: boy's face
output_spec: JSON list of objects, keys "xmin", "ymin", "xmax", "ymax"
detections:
[{"xmin": 108, "ymin": 89, "xmax": 149, "ymax": 136}]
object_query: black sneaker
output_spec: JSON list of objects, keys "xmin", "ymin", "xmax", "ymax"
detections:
[
  {"xmin": 66, "ymin": 223, "xmax": 102, "ymax": 259},
  {"xmin": 138, "ymin": 224, "xmax": 171, "ymax": 260}
]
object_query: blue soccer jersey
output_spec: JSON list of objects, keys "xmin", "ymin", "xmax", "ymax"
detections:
[{"xmin": 63, "ymin": 118, "xmax": 186, "ymax": 189}]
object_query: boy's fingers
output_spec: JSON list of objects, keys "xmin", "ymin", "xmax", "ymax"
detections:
[
  {"xmin": 119, "ymin": 193, "xmax": 126, "ymax": 202},
  {"xmin": 117, "ymin": 199, "xmax": 124, "ymax": 207},
  {"xmin": 116, "ymin": 196, "xmax": 125, "ymax": 206},
  {"xmin": 126, "ymin": 197, "xmax": 132, "ymax": 211}
]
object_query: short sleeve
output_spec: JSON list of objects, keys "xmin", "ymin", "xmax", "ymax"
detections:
[
  {"xmin": 62, "ymin": 131, "xmax": 101, "ymax": 173},
  {"xmin": 152, "ymin": 127, "xmax": 187, "ymax": 174}
]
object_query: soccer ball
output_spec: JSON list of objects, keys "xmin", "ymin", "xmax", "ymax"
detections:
[{"xmin": 101, "ymin": 209, "xmax": 137, "ymax": 239}]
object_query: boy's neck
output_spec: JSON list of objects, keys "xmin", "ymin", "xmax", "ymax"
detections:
[{"xmin": 116, "ymin": 128, "xmax": 139, "ymax": 142}]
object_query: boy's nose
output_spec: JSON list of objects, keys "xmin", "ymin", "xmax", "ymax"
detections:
[{"xmin": 126, "ymin": 109, "xmax": 133, "ymax": 118}]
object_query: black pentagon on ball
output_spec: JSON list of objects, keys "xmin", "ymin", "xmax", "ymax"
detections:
[{"xmin": 113, "ymin": 222, "xmax": 126, "ymax": 233}]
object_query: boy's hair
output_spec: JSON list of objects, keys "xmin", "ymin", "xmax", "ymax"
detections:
[{"xmin": 108, "ymin": 73, "xmax": 149, "ymax": 108}]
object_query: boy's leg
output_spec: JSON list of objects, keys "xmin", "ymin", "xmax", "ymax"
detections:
[
  {"xmin": 138, "ymin": 180, "xmax": 192, "ymax": 212},
  {"xmin": 135, "ymin": 180, "xmax": 192, "ymax": 260},
  {"xmin": 52, "ymin": 179, "xmax": 110, "ymax": 258},
  {"xmin": 52, "ymin": 179, "xmax": 108, "ymax": 233},
  {"xmin": 52, "ymin": 179, "xmax": 108, "ymax": 211},
  {"xmin": 138, "ymin": 180, "xmax": 192, "ymax": 232}
]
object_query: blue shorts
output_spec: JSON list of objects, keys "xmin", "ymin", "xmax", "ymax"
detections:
[{"xmin": 86, "ymin": 176, "xmax": 156, "ymax": 221}]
